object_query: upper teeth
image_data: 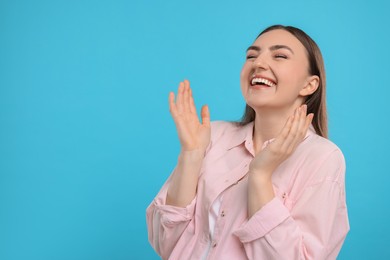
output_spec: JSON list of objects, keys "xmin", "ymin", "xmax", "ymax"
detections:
[{"xmin": 251, "ymin": 78, "xmax": 276, "ymax": 88}]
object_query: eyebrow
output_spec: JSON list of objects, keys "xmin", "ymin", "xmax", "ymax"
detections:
[{"xmin": 246, "ymin": 45, "xmax": 294, "ymax": 54}]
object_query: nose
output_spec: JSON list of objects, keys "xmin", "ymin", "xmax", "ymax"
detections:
[{"xmin": 252, "ymin": 54, "xmax": 269, "ymax": 70}]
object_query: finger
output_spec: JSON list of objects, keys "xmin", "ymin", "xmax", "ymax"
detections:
[
  {"xmin": 289, "ymin": 107, "xmax": 301, "ymax": 136},
  {"xmin": 286, "ymin": 105, "xmax": 311, "ymax": 153},
  {"xmin": 296, "ymin": 104, "xmax": 308, "ymax": 138},
  {"xmin": 183, "ymin": 80, "xmax": 191, "ymax": 113},
  {"xmin": 169, "ymin": 92, "xmax": 178, "ymax": 116},
  {"xmin": 176, "ymin": 82, "xmax": 184, "ymax": 114},
  {"xmin": 298, "ymin": 113, "xmax": 314, "ymax": 143},
  {"xmin": 304, "ymin": 113, "xmax": 314, "ymax": 130},
  {"xmin": 278, "ymin": 114, "xmax": 293, "ymax": 140},
  {"xmin": 189, "ymin": 87, "xmax": 197, "ymax": 115},
  {"xmin": 287, "ymin": 105, "xmax": 308, "ymax": 150},
  {"xmin": 272, "ymin": 114, "xmax": 294, "ymax": 149},
  {"xmin": 280, "ymin": 107, "xmax": 300, "ymax": 151},
  {"xmin": 201, "ymin": 105, "xmax": 210, "ymax": 127},
  {"xmin": 299, "ymin": 105, "xmax": 311, "ymax": 137}
]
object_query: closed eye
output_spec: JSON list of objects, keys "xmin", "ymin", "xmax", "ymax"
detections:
[
  {"xmin": 246, "ymin": 55, "xmax": 256, "ymax": 60},
  {"xmin": 274, "ymin": 54, "xmax": 287, "ymax": 59}
]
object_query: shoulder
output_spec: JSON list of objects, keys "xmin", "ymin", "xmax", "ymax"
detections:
[
  {"xmin": 304, "ymin": 134, "xmax": 345, "ymax": 162},
  {"xmin": 210, "ymin": 121, "xmax": 241, "ymax": 140},
  {"xmin": 205, "ymin": 121, "xmax": 246, "ymax": 153},
  {"xmin": 299, "ymin": 134, "xmax": 346, "ymax": 183}
]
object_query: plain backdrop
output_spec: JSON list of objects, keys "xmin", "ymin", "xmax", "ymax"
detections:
[{"xmin": 1, "ymin": 0, "xmax": 389, "ymax": 259}]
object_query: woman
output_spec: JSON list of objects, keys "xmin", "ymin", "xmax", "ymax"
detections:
[{"xmin": 146, "ymin": 25, "xmax": 349, "ymax": 259}]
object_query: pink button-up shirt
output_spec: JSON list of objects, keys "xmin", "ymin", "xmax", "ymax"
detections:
[{"xmin": 146, "ymin": 121, "xmax": 349, "ymax": 260}]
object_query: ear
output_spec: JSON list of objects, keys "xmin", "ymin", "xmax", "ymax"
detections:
[{"xmin": 299, "ymin": 75, "xmax": 319, "ymax": 97}]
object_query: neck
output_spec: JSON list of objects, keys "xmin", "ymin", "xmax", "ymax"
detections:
[{"xmin": 252, "ymin": 106, "xmax": 296, "ymax": 154}]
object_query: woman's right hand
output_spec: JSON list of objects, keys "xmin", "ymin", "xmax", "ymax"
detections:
[{"xmin": 169, "ymin": 80, "xmax": 211, "ymax": 153}]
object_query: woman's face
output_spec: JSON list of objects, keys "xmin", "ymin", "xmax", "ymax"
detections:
[{"xmin": 240, "ymin": 29, "xmax": 315, "ymax": 112}]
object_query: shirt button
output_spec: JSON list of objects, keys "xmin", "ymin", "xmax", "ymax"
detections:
[
  {"xmin": 212, "ymin": 242, "xmax": 217, "ymax": 248},
  {"xmin": 221, "ymin": 211, "xmax": 225, "ymax": 217},
  {"xmin": 282, "ymin": 193, "xmax": 287, "ymax": 199}
]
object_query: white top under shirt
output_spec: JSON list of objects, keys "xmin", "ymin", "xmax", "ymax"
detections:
[{"xmin": 201, "ymin": 194, "xmax": 223, "ymax": 260}]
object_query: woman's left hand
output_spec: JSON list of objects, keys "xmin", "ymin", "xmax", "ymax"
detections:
[{"xmin": 249, "ymin": 105, "xmax": 314, "ymax": 179}]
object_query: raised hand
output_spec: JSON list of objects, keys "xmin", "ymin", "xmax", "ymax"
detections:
[
  {"xmin": 249, "ymin": 105, "xmax": 314, "ymax": 178},
  {"xmin": 169, "ymin": 80, "xmax": 211, "ymax": 153}
]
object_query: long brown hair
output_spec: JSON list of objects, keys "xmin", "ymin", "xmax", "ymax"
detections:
[{"xmin": 239, "ymin": 25, "xmax": 328, "ymax": 138}]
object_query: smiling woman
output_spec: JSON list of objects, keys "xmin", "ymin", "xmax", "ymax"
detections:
[
  {"xmin": 146, "ymin": 25, "xmax": 349, "ymax": 260},
  {"xmin": 240, "ymin": 25, "xmax": 328, "ymax": 139}
]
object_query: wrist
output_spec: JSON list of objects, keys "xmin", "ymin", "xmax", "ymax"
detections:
[
  {"xmin": 179, "ymin": 149, "xmax": 205, "ymax": 164},
  {"xmin": 248, "ymin": 169, "xmax": 273, "ymax": 184}
]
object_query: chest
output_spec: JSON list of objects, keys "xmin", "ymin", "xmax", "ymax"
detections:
[{"xmin": 199, "ymin": 145, "xmax": 312, "ymax": 215}]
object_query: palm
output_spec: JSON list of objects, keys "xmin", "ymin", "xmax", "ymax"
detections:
[{"xmin": 169, "ymin": 80, "xmax": 211, "ymax": 152}]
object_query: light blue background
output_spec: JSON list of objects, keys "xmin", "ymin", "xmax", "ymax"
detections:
[{"xmin": 1, "ymin": 0, "xmax": 389, "ymax": 259}]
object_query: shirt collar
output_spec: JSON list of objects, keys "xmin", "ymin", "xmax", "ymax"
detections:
[
  {"xmin": 227, "ymin": 121, "xmax": 254, "ymax": 150},
  {"xmin": 227, "ymin": 121, "xmax": 316, "ymax": 151}
]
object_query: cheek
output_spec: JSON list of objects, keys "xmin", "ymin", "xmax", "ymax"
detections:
[
  {"xmin": 240, "ymin": 69, "xmax": 249, "ymax": 93},
  {"xmin": 278, "ymin": 67, "xmax": 306, "ymax": 86},
  {"xmin": 240, "ymin": 63, "xmax": 250, "ymax": 83},
  {"xmin": 240, "ymin": 65, "xmax": 246, "ymax": 80}
]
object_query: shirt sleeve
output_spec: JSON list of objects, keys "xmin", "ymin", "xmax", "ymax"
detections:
[
  {"xmin": 146, "ymin": 168, "xmax": 197, "ymax": 259},
  {"xmin": 234, "ymin": 150, "xmax": 350, "ymax": 259}
]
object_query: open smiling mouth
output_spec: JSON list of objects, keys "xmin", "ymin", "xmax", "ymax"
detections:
[{"xmin": 250, "ymin": 77, "xmax": 277, "ymax": 88}]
